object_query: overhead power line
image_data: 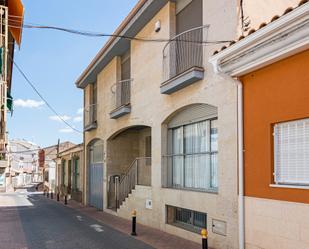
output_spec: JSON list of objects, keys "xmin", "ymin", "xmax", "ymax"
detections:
[
  {"xmin": 5, "ymin": 16, "xmax": 230, "ymax": 136},
  {"xmin": 6, "ymin": 16, "xmax": 232, "ymax": 44},
  {"xmin": 7, "ymin": 55, "xmax": 83, "ymax": 134},
  {"xmin": 22, "ymin": 24, "xmax": 231, "ymax": 44}
]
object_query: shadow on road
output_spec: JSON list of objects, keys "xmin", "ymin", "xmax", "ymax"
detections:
[{"xmin": 11, "ymin": 190, "xmax": 154, "ymax": 249}]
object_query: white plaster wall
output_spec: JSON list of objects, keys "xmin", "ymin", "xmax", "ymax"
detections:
[
  {"xmin": 48, "ymin": 161, "xmax": 56, "ymax": 190},
  {"xmin": 245, "ymin": 197, "xmax": 309, "ymax": 249}
]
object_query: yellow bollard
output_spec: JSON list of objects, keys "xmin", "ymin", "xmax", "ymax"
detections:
[{"xmin": 201, "ymin": 229, "xmax": 208, "ymax": 249}]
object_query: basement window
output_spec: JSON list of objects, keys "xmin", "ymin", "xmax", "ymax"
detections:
[
  {"xmin": 273, "ymin": 118, "xmax": 309, "ymax": 186},
  {"xmin": 166, "ymin": 205, "xmax": 207, "ymax": 233}
]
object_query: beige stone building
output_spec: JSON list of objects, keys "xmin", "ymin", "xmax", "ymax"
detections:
[
  {"xmin": 43, "ymin": 141, "xmax": 75, "ymax": 192},
  {"xmin": 76, "ymin": 0, "xmax": 300, "ymax": 248},
  {"xmin": 55, "ymin": 144, "xmax": 84, "ymax": 203}
]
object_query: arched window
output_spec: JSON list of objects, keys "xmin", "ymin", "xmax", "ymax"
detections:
[{"xmin": 163, "ymin": 104, "xmax": 218, "ymax": 191}]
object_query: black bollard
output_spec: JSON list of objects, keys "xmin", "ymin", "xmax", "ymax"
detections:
[
  {"xmin": 131, "ymin": 210, "xmax": 137, "ymax": 236},
  {"xmin": 51, "ymin": 191, "xmax": 53, "ymax": 199},
  {"xmin": 57, "ymin": 193, "xmax": 60, "ymax": 202},
  {"xmin": 46, "ymin": 191, "xmax": 49, "ymax": 198},
  {"xmin": 43, "ymin": 190, "xmax": 46, "ymax": 196},
  {"xmin": 201, "ymin": 229, "xmax": 208, "ymax": 249},
  {"xmin": 64, "ymin": 195, "xmax": 68, "ymax": 205}
]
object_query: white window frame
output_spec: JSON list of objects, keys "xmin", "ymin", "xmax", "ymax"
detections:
[{"xmin": 273, "ymin": 118, "xmax": 309, "ymax": 187}]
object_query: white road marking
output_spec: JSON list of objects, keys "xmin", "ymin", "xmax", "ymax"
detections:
[
  {"xmin": 27, "ymin": 196, "xmax": 38, "ymax": 201},
  {"xmin": 76, "ymin": 215, "xmax": 83, "ymax": 221},
  {"xmin": 90, "ymin": 224, "xmax": 104, "ymax": 232}
]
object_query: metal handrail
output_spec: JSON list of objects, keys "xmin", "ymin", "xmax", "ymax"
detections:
[
  {"xmin": 119, "ymin": 157, "xmax": 151, "ymax": 183},
  {"xmin": 162, "ymin": 25, "xmax": 209, "ymax": 82},
  {"xmin": 108, "ymin": 157, "xmax": 151, "ymax": 209},
  {"xmin": 119, "ymin": 158, "xmax": 137, "ymax": 184}
]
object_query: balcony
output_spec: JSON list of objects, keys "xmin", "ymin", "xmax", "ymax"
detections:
[
  {"xmin": 84, "ymin": 104, "xmax": 97, "ymax": 131},
  {"xmin": 161, "ymin": 26, "xmax": 208, "ymax": 94},
  {"xmin": 110, "ymin": 79, "xmax": 132, "ymax": 119}
]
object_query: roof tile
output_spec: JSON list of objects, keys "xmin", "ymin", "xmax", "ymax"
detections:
[{"xmin": 213, "ymin": 0, "xmax": 307, "ymax": 55}]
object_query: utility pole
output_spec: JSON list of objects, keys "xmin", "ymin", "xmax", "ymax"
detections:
[{"xmin": 57, "ymin": 139, "xmax": 60, "ymax": 158}]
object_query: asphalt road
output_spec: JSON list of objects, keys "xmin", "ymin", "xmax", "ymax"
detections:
[{"xmin": 0, "ymin": 188, "xmax": 154, "ymax": 249}]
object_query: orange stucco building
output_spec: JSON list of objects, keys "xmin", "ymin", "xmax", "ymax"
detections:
[{"xmin": 242, "ymin": 50, "xmax": 309, "ymax": 204}]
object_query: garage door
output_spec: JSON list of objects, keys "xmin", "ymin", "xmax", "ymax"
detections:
[
  {"xmin": 89, "ymin": 162, "xmax": 103, "ymax": 210},
  {"xmin": 88, "ymin": 140, "xmax": 104, "ymax": 210}
]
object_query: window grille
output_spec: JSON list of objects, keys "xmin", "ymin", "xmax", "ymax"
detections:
[
  {"xmin": 167, "ymin": 205, "xmax": 207, "ymax": 233},
  {"xmin": 274, "ymin": 118, "xmax": 309, "ymax": 185}
]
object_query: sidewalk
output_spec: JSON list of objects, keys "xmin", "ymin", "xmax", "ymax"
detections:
[{"xmin": 55, "ymin": 197, "xmax": 202, "ymax": 249}]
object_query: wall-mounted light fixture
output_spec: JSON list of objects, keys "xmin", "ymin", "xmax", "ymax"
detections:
[{"xmin": 155, "ymin": 20, "xmax": 161, "ymax": 33}]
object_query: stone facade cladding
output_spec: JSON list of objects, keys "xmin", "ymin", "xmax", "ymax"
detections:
[{"xmin": 79, "ymin": 0, "xmax": 301, "ymax": 248}]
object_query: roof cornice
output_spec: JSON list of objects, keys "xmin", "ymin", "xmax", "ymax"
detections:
[
  {"xmin": 209, "ymin": 2, "xmax": 309, "ymax": 77},
  {"xmin": 75, "ymin": 0, "xmax": 169, "ymax": 89},
  {"xmin": 57, "ymin": 143, "xmax": 83, "ymax": 156}
]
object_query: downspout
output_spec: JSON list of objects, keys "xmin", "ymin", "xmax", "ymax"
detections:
[
  {"xmin": 210, "ymin": 58, "xmax": 245, "ymax": 249},
  {"xmin": 237, "ymin": 80, "xmax": 244, "ymax": 249}
]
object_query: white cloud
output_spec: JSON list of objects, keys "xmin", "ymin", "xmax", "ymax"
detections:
[
  {"xmin": 58, "ymin": 128, "xmax": 74, "ymax": 133},
  {"xmin": 49, "ymin": 115, "xmax": 71, "ymax": 122},
  {"xmin": 14, "ymin": 99, "xmax": 44, "ymax": 108},
  {"xmin": 77, "ymin": 108, "xmax": 83, "ymax": 114},
  {"xmin": 73, "ymin": 116, "xmax": 83, "ymax": 123}
]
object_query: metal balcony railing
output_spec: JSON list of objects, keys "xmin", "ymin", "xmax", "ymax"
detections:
[
  {"xmin": 111, "ymin": 79, "xmax": 132, "ymax": 111},
  {"xmin": 84, "ymin": 104, "xmax": 97, "ymax": 128},
  {"xmin": 162, "ymin": 25, "xmax": 208, "ymax": 82}
]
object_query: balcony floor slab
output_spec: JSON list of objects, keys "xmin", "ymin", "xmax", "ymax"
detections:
[
  {"xmin": 160, "ymin": 67, "xmax": 204, "ymax": 94},
  {"xmin": 110, "ymin": 105, "xmax": 131, "ymax": 119},
  {"xmin": 84, "ymin": 122, "xmax": 97, "ymax": 132}
]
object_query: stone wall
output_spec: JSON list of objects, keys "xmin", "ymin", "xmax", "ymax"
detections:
[
  {"xmin": 83, "ymin": 1, "xmax": 240, "ymax": 248},
  {"xmin": 245, "ymin": 197, "xmax": 309, "ymax": 249}
]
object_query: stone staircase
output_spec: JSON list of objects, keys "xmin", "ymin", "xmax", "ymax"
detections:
[{"xmin": 117, "ymin": 185, "xmax": 154, "ymax": 226}]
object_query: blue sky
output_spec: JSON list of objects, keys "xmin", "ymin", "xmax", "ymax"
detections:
[{"xmin": 8, "ymin": 0, "xmax": 138, "ymax": 148}]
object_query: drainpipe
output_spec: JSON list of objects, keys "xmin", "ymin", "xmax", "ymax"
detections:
[
  {"xmin": 237, "ymin": 80, "xmax": 245, "ymax": 249},
  {"xmin": 210, "ymin": 58, "xmax": 245, "ymax": 249}
]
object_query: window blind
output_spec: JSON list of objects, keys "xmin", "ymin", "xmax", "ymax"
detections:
[{"xmin": 274, "ymin": 118, "xmax": 309, "ymax": 185}]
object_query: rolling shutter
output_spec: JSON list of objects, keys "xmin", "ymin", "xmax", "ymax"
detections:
[
  {"xmin": 274, "ymin": 118, "xmax": 309, "ymax": 185},
  {"xmin": 176, "ymin": 0, "xmax": 202, "ymax": 34},
  {"xmin": 168, "ymin": 104, "xmax": 217, "ymax": 128}
]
